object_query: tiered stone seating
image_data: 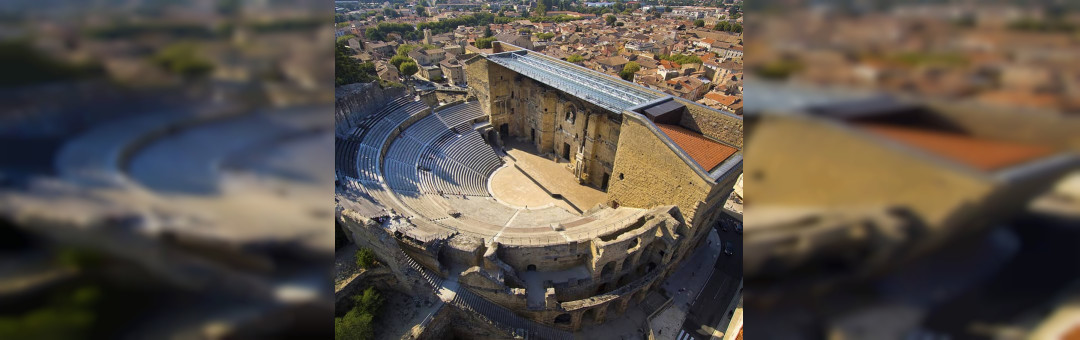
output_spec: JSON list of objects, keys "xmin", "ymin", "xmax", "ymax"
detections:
[
  {"xmin": 404, "ymin": 114, "xmax": 451, "ymax": 144},
  {"xmin": 384, "ymin": 159, "xmax": 421, "ymax": 193},
  {"xmin": 356, "ymin": 144, "xmax": 381, "ymax": 182},
  {"xmin": 361, "ymin": 102, "xmax": 426, "ymax": 148},
  {"xmin": 443, "ymin": 132, "xmax": 502, "ymax": 176},
  {"xmin": 436, "ymin": 101, "xmax": 485, "ymax": 127},
  {"xmin": 345, "ymin": 178, "xmax": 395, "ymax": 212},
  {"xmin": 335, "ymin": 137, "xmax": 359, "ymax": 179},
  {"xmin": 385, "ymin": 136, "xmax": 424, "ymax": 165},
  {"xmin": 353, "ymin": 96, "xmax": 411, "ymax": 140},
  {"xmin": 397, "ymin": 193, "xmax": 452, "ymax": 220},
  {"xmin": 339, "ymin": 100, "xmax": 510, "ymax": 224}
]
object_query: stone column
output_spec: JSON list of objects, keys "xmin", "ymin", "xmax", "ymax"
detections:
[
  {"xmin": 616, "ymin": 296, "xmax": 631, "ymax": 315},
  {"xmin": 570, "ymin": 310, "xmax": 585, "ymax": 331},
  {"xmin": 594, "ymin": 304, "xmax": 609, "ymax": 324}
]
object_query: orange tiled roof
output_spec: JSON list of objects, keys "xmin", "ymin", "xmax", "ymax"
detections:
[
  {"xmin": 858, "ymin": 124, "xmax": 1056, "ymax": 171},
  {"xmin": 656, "ymin": 124, "xmax": 738, "ymax": 172},
  {"xmin": 705, "ymin": 92, "xmax": 739, "ymax": 106}
]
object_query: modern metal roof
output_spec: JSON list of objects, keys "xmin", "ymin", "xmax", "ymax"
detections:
[{"xmin": 486, "ymin": 50, "xmax": 666, "ymax": 113}]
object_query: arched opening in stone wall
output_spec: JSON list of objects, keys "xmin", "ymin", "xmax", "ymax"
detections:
[
  {"xmin": 554, "ymin": 313, "xmax": 571, "ymax": 324},
  {"xmin": 622, "ymin": 259, "xmax": 633, "ymax": 272},
  {"xmin": 583, "ymin": 307, "xmax": 599, "ymax": 325},
  {"xmin": 633, "ymin": 288, "xmax": 648, "ymax": 303},
  {"xmin": 600, "ymin": 261, "xmax": 615, "ymax": 279},
  {"xmin": 617, "ymin": 273, "xmax": 631, "ymax": 286},
  {"xmin": 527, "ymin": 264, "xmax": 537, "ymax": 271},
  {"xmin": 643, "ymin": 240, "xmax": 669, "ymax": 266},
  {"xmin": 500, "ymin": 123, "xmax": 509, "ymax": 140},
  {"xmin": 595, "ymin": 283, "xmax": 608, "ymax": 296}
]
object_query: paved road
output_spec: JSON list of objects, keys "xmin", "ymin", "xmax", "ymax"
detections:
[{"xmin": 678, "ymin": 215, "xmax": 743, "ymax": 340}]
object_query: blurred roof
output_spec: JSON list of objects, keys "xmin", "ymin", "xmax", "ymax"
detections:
[
  {"xmin": 743, "ymin": 80, "xmax": 883, "ymax": 115},
  {"xmin": 858, "ymin": 123, "xmax": 1056, "ymax": 171}
]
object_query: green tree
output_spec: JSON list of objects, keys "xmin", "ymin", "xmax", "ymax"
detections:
[
  {"xmin": 474, "ymin": 37, "xmax": 496, "ymax": 49},
  {"xmin": 606, "ymin": 15, "xmax": 617, "ymax": 26},
  {"xmin": 336, "ymin": 42, "xmax": 378, "ymax": 86},
  {"xmin": 399, "ymin": 61, "xmax": 419, "ymax": 77},
  {"xmin": 694, "ymin": 19, "xmax": 705, "ymax": 27},
  {"xmin": 483, "ymin": 25, "xmax": 493, "ymax": 37},
  {"xmin": 0, "ymin": 40, "xmax": 103, "ymax": 88},
  {"xmin": 389, "ymin": 55, "xmax": 411, "ymax": 69},
  {"xmin": 355, "ymin": 248, "xmax": 376, "ymax": 269},
  {"xmin": 615, "ymin": 21, "xmax": 624, "ymax": 27},
  {"xmin": 151, "ymin": 42, "xmax": 214, "ymax": 78},
  {"xmin": 337, "ymin": 34, "xmax": 357, "ymax": 44},
  {"xmin": 534, "ymin": 0, "xmax": 547, "ymax": 16},
  {"xmin": 659, "ymin": 54, "xmax": 703, "ymax": 65},
  {"xmin": 365, "ymin": 27, "xmax": 383, "ymax": 41},
  {"xmin": 567, "ymin": 54, "xmax": 584, "ymax": 62},
  {"xmin": 397, "ymin": 44, "xmax": 416, "ymax": 56},
  {"xmin": 354, "ymin": 287, "xmax": 384, "ymax": 313},
  {"xmin": 619, "ymin": 61, "xmax": 640, "ymax": 81},
  {"xmin": 334, "ymin": 308, "xmax": 374, "ymax": 340},
  {"xmin": 415, "ymin": 5, "xmax": 427, "ymax": 17}
]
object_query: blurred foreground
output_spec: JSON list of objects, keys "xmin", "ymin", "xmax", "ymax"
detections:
[
  {"xmin": 743, "ymin": 1, "xmax": 1080, "ymax": 339},
  {"xmin": 0, "ymin": 0, "xmax": 334, "ymax": 338}
]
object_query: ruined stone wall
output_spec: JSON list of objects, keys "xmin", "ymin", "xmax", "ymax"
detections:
[
  {"xmin": 334, "ymin": 266, "xmax": 399, "ymax": 315},
  {"xmin": 447, "ymin": 307, "xmax": 524, "ymax": 340},
  {"xmin": 337, "ymin": 210, "xmax": 431, "ymax": 296},
  {"xmin": 674, "ymin": 97, "xmax": 744, "ymax": 149},
  {"xmin": 441, "ymin": 234, "xmax": 484, "ymax": 268},
  {"xmin": 335, "ymin": 82, "xmax": 407, "ymax": 136},
  {"xmin": 607, "ymin": 116, "xmax": 715, "ymax": 235},
  {"xmin": 419, "ymin": 90, "xmax": 439, "ymax": 108},
  {"xmin": 496, "ymin": 241, "xmax": 590, "ymax": 272},
  {"xmin": 588, "ymin": 212, "xmax": 680, "ymax": 284},
  {"xmin": 461, "ymin": 268, "xmax": 531, "ymax": 311},
  {"xmin": 434, "ymin": 90, "xmax": 467, "ymax": 104},
  {"xmin": 444, "ymin": 207, "xmax": 686, "ymax": 331},
  {"xmin": 464, "ymin": 56, "xmax": 493, "ymax": 118}
]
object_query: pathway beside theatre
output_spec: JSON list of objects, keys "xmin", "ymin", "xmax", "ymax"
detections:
[{"xmin": 649, "ymin": 229, "xmax": 728, "ymax": 339}]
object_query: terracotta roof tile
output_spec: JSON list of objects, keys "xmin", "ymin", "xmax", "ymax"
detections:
[
  {"xmin": 656, "ymin": 124, "xmax": 738, "ymax": 172},
  {"xmin": 858, "ymin": 124, "xmax": 1056, "ymax": 171},
  {"xmin": 705, "ymin": 92, "xmax": 739, "ymax": 106}
]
